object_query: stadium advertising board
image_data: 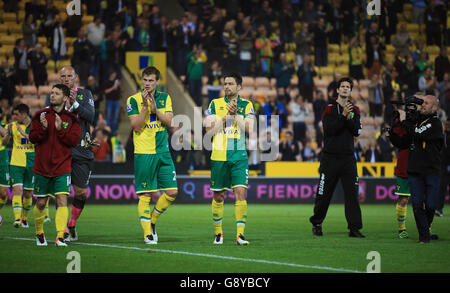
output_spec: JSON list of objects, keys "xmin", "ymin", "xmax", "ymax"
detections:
[{"xmin": 13, "ymin": 176, "xmax": 447, "ymax": 204}]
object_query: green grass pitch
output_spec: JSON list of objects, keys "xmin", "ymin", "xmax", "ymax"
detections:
[{"xmin": 0, "ymin": 204, "xmax": 449, "ymax": 273}]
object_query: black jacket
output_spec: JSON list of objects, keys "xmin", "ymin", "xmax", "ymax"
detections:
[
  {"xmin": 69, "ymin": 87, "xmax": 95, "ymax": 161},
  {"xmin": 321, "ymin": 99, "xmax": 362, "ymax": 156},
  {"xmin": 403, "ymin": 113, "xmax": 444, "ymax": 175}
]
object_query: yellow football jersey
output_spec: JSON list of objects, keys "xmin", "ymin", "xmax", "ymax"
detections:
[
  {"xmin": 126, "ymin": 90, "xmax": 173, "ymax": 154},
  {"xmin": 10, "ymin": 121, "xmax": 35, "ymax": 167}
]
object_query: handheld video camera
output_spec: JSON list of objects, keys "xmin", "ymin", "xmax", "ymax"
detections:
[{"xmin": 390, "ymin": 95, "xmax": 424, "ymax": 123}]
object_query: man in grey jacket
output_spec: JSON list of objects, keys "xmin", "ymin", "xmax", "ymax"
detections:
[{"xmin": 59, "ymin": 66, "xmax": 95, "ymax": 242}]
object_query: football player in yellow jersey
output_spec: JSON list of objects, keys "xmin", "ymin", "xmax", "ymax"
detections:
[
  {"xmin": 0, "ymin": 121, "xmax": 10, "ymax": 226},
  {"xmin": 2, "ymin": 104, "xmax": 35, "ymax": 228},
  {"xmin": 127, "ymin": 66, "xmax": 178, "ymax": 244},
  {"xmin": 204, "ymin": 72, "xmax": 255, "ymax": 245}
]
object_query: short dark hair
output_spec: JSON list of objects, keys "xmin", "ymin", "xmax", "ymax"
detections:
[
  {"xmin": 223, "ymin": 72, "xmax": 243, "ymax": 86},
  {"xmin": 53, "ymin": 83, "xmax": 70, "ymax": 98},
  {"xmin": 142, "ymin": 66, "xmax": 161, "ymax": 80},
  {"xmin": 337, "ymin": 77, "xmax": 354, "ymax": 90},
  {"xmin": 13, "ymin": 103, "xmax": 30, "ymax": 116}
]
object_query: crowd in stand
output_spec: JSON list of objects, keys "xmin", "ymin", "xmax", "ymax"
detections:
[{"xmin": 1, "ymin": 0, "xmax": 449, "ymax": 170}]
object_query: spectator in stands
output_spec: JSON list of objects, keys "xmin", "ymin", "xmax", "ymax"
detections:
[
  {"xmin": 418, "ymin": 67, "xmax": 436, "ymax": 95},
  {"xmin": 411, "ymin": 0, "xmax": 426, "ymax": 29},
  {"xmin": 72, "ymin": 29, "xmax": 94, "ymax": 87},
  {"xmin": 28, "ymin": 43, "xmax": 48, "ymax": 98},
  {"xmin": 92, "ymin": 128, "xmax": 112, "ymax": 162},
  {"xmin": 13, "ymin": 38, "xmax": 30, "ymax": 86},
  {"xmin": 86, "ymin": 75, "xmax": 102, "ymax": 127},
  {"xmin": 296, "ymin": 54, "xmax": 316, "ymax": 103},
  {"xmin": 435, "ymin": 46, "xmax": 450, "ymax": 89},
  {"xmin": 313, "ymin": 89, "xmax": 327, "ymax": 129},
  {"xmin": 254, "ymin": 0, "xmax": 275, "ymax": 33},
  {"xmin": 301, "ymin": 139, "xmax": 317, "ymax": 162},
  {"xmin": 363, "ymin": 138, "xmax": 382, "ymax": 163},
  {"xmin": 302, "ymin": 1, "xmax": 318, "ymax": 25},
  {"xmin": 294, "ymin": 22, "xmax": 312, "ymax": 67},
  {"xmin": 135, "ymin": 17, "xmax": 150, "ymax": 51},
  {"xmin": 206, "ymin": 60, "xmax": 222, "ymax": 103},
  {"xmin": 102, "ymin": 69, "xmax": 121, "ymax": 134},
  {"xmin": 348, "ymin": 36, "xmax": 364, "ymax": 81},
  {"xmin": 328, "ymin": 0, "xmax": 344, "ymax": 44},
  {"xmin": 412, "ymin": 39, "xmax": 428, "ymax": 63},
  {"xmin": 273, "ymin": 52, "xmax": 295, "ymax": 103},
  {"xmin": 0, "ymin": 59, "xmax": 16, "ymax": 104},
  {"xmin": 41, "ymin": 0, "xmax": 59, "ymax": 44},
  {"xmin": 377, "ymin": 124, "xmax": 394, "ymax": 162},
  {"xmin": 187, "ymin": 45, "xmax": 207, "ymax": 106},
  {"xmin": 151, "ymin": 15, "xmax": 169, "ymax": 53},
  {"xmin": 64, "ymin": 11, "xmax": 82, "ymax": 38},
  {"xmin": 289, "ymin": 94, "xmax": 309, "ymax": 145},
  {"xmin": 380, "ymin": 0, "xmax": 399, "ymax": 44},
  {"xmin": 85, "ymin": 15, "xmax": 106, "ymax": 76},
  {"xmin": 392, "ymin": 24, "xmax": 412, "ymax": 56},
  {"xmin": 394, "ymin": 50, "xmax": 408, "ymax": 83},
  {"xmin": 416, "ymin": 51, "xmax": 433, "ymax": 77},
  {"xmin": 278, "ymin": 130, "xmax": 299, "ymax": 161},
  {"xmin": 424, "ymin": 0, "xmax": 445, "ymax": 46},
  {"xmin": 366, "ymin": 35, "xmax": 385, "ymax": 79},
  {"xmin": 343, "ymin": 5, "xmax": 362, "ymax": 39},
  {"xmin": 25, "ymin": 0, "xmax": 44, "ymax": 23},
  {"xmin": 402, "ymin": 55, "xmax": 420, "ymax": 97},
  {"xmin": 23, "ymin": 14, "xmax": 38, "ymax": 48},
  {"xmin": 278, "ymin": 3, "xmax": 295, "ymax": 42},
  {"xmin": 237, "ymin": 17, "xmax": 254, "ymax": 76},
  {"xmin": 437, "ymin": 73, "xmax": 450, "ymax": 115},
  {"xmin": 264, "ymin": 91, "xmax": 287, "ymax": 130},
  {"xmin": 50, "ymin": 15, "xmax": 66, "ymax": 72},
  {"xmin": 3, "ymin": 0, "xmax": 18, "ymax": 12},
  {"xmin": 311, "ymin": 17, "xmax": 332, "ymax": 67},
  {"xmin": 222, "ymin": 20, "xmax": 239, "ymax": 73},
  {"xmin": 368, "ymin": 73, "xmax": 384, "ymax": 117},
  {"xmin": 254, "ymin": 25, "xmax": 275, "ymax": 77}
]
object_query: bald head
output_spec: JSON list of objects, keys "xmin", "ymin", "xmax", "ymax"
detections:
[
  {"xmin": 420, "ymin": 95, "xmax": 439, "ymax": 115},
  {"xmin": 59, "ymin": 66, "xmax": 77, "ymax": 89}
]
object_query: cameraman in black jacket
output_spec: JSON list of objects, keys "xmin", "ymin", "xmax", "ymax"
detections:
[{"xmin": 399, "ymin": 94, "xmax": 444, "ymax": 243}]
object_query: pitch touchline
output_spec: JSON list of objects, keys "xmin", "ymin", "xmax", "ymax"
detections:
[{"xmin": 2, "ymin": 236, "xmax": 364, "ymax": 273}]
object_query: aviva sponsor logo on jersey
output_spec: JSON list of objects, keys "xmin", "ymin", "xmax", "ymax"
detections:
[{"xmin": 222, "ymin": 127, "xmax": 241, "ymax": 138}]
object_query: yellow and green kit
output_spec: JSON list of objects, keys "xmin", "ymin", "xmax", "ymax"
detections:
[
  {"xmin": 126, "ymin": 90, "xmax": 177, "ymax": 194},
  {"xmin": 207, "ymin": 96, "xmax": 254, "ymax": 191}
]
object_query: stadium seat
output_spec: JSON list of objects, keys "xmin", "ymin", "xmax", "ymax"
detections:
[
  {"xmin": 320, "ymin": 66, "xmax": 335, "ymax": 79},
  {"xmin": 328, "ymin": 53, "xmax": 339, "ymax": 66},
  {"xmin": 328, "ymin": 44, "xmax": 340, "ymax": 54},
  {"xmin": 254, "ymin": 77, "xmax": 271, "ymax": 90},
  {"xmin": 8, "ymin": 25, "xmax": 22, "ymax": 35},
  {"xmin": 428, "ymin": 45, "xmax": 440, "ymax": 55},
  {"xmin": 239, "ymin": 89, "xmax": 252, "ymax": 100},
  {"xmin": 242, "ymin": 76, "xmax": 255, "ymax": 88},
  {"xmin": 2, "ymin": 13, "xmax": 17, "ymax": 23},
  {"xmin": 1, "ymin": 35, "xmax": 16, "ymax": 46}
]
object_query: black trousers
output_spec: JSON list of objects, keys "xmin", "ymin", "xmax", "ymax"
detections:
[{"xmin": 309, "ymin": 153, "xmax": 363, "ymax": 231}]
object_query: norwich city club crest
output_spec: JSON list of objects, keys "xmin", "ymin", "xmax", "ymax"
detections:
[{"xmin": 62, "ymin": 121, "xmax": 69, "ymax": 129}]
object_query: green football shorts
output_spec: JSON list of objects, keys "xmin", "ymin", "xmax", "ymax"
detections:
[
  {"xmin": 395, "ymin": 176, "xmax": 411, "ymax": 197},
  {"xmin": 10, "ymin": 165, "xmax": 35, "ymax": 190},
  {"xmin": 33, "ymin": 173, "xmax": 71, "ymax": 198},
  {"xmin": 210, "ymin": 159, "xmax": 249, "ymax": 191},
  {"xmin": 134, "ymin": 152, "xmax": 178, "ymax": 194},
  {"xmin": 0, "ymin": 165, "xmax": 10, "ymax": 187}
]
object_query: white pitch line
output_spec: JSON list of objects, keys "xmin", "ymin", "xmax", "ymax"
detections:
[{"xmin": 1, "ymin": 236, "xmax": 364, "ymax": 273}]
